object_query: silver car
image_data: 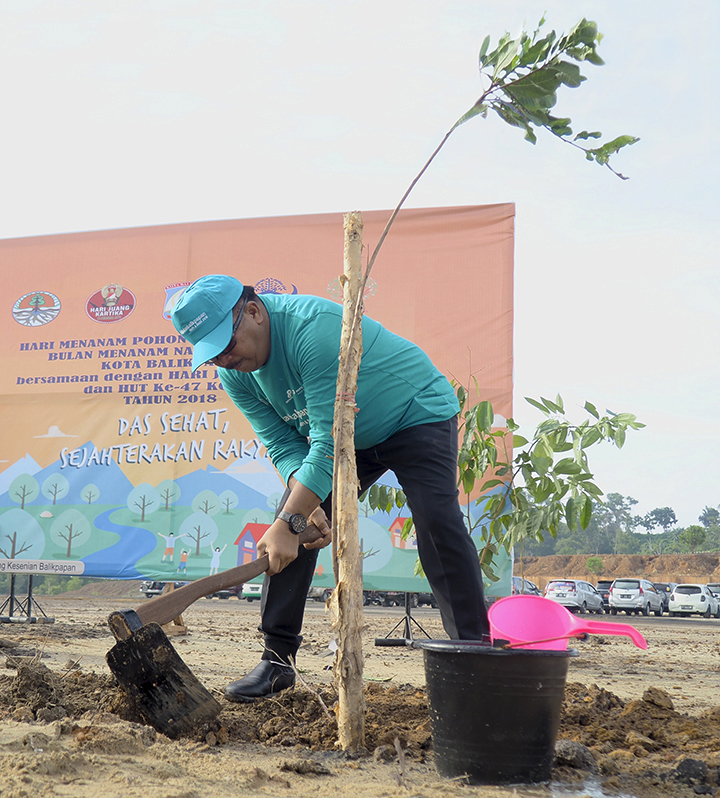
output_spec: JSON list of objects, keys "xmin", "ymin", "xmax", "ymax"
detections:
[
  {"xmin": 544, "ymin": 579, "xmax": 604, "ymax": 614},
  {"xmin": 609, "ymin": 578, "xmax": 664, "ymax": 616}
]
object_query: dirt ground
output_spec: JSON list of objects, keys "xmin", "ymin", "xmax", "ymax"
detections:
[{"xmin": 1, "ymin": 589, "xmax": 719, "ymax": 798}]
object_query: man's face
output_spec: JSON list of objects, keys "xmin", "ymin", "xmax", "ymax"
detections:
[{"xmin": 212, "ymin": 300, "xmax": 270, "ymax": 373}]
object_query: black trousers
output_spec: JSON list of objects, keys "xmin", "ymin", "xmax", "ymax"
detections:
[{"xmin": 258, "ymin": 417, "xmax": 490, "ymax": 664}]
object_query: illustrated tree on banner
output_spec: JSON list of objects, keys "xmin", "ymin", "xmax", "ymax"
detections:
[
  {"xmin": 9, "ymin": 474, "xmax": 39, "ymax": 510},
  {"xmin": 0, "ymin": 509, "xmax": 45, "ymax": 559},
  {"xmin": 127, "ymin": 484, "xmax": 160, "ymax": 523},
  {"xmin": 42, "ymin": 474, "xmax": 69, "ymax": 506},
  {"xmin": 50, "ymin": 510, "xmax": 92, "ymax": 558},
  {"xmin": 81, "ymin": 484, "xmax": 100, "ymax": 505},
  {"xmin": 331, "ymin": 17, "xmax": 639, "ymax": 751},
  {"xmin": 180, "ymin": 511, "xmax": 218, "ymax": 556},
  {"xmin": 157, "ymin": 479, "xmax": 181, "ymax": 510}
]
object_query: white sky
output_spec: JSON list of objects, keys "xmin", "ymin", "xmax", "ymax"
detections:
[{"xmin": 1, "ymin": 1, "xmax": 717, "ymax": 528}]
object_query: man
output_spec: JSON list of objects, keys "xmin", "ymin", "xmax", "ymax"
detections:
[{"xmin": 171, "ymin": 274, "xmax": 489, "ymax": 702}]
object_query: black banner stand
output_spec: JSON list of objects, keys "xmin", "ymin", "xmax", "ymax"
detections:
[
  {"xmin": 0, "ymin": 574, "xmax": 55, "ymax": 624},
  {"xmin": 374, "ymin": 591, "xmax": 432, "ymax": 646}
]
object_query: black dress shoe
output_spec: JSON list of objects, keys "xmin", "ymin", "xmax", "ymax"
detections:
[{"xmin": 225, "ymin": 660, "xmax": 296, "ymax": 703}]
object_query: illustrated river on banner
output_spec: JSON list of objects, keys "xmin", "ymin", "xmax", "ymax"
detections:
[{"xmin": 0, "ymin": 205, "xmax": 514, "ymax": 596}]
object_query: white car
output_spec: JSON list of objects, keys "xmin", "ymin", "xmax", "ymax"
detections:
[
  {"xmin": 609, "ymin": 578, "xmax": 664, "ymax": 617},
  {"xmin": 668, "ymin": 584, "xmax": 720, "ymax": 618},
  {"xmin": 242, "ymin": 583, "xmax": 263, "ymax": 602},
  {"xmin": 544, "ymin": 579, "xmax": 604, "ymax": 614}
]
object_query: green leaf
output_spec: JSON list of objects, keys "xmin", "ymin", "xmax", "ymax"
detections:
[
  {"xmin": 480, "ymin": 478, "xmax": 505, "ymax": 491},
  {"xmin": 555, "ymin": 60, "xmax": 584, "ymax": 88},
  {"xmin": 478, "ymin": 34, "xmax": 491, "ymax": 65},
  {"xmin": 565, "ymin": 496, "xmax": 577, "ymax": 529},
  {"xmin": 477, "ymin": 400, "xmax": 494, "ymax": 431},
  {"xmin": 368, "ymin": 483, "xmax": 379, "ymax": 508},
  {"xmin": 521, "ymin": 31, "xmax": 555, "ymax": 65},
  {"xmin": 461, "ymin": 469, "xmax": 475, "ymax": 495},
  {"xmin": 587, "ymin": 135, "xmax": 640, "ymax": 165},
  {"xmin": 378, "ymin": 484, "xmax": 388, "ymax": 511},
  {"xmin": 504, "ymin": 65, "xmax": 563, "ymax": 108},
  {"xmin": 512, "ymin": 435, "xmax": 529, "ymax": 447},
  {"xmin": 575, "ymin": 130, "xmax": 602, "ymax": 141},
  {"xmin": 452, "ymin": 101, "xmax": 488, "ymax": 131},
  {"xmin": 548, "ymin": 115, "xmax": 573, "ymax": 137},
  {"xmin": 553, "ymin": 458, "xmax": 582, "ymax": 475},
  {"xmin": 613, "ymin": 426, "xmax": 626, "ymax": 448},
  {"xmin": 491, "ymin": 101, "xmax": 532, "ymax": 133},
  {"xmin": 580, "ymin": 427, "xmax": 602, "ymax": 448},
  {"xmin": 583, "ymin": 481, "xmax": 604, "ymax": 498},
  {"xmin": 579, "ymin": 494, "xmax": 593, "ymax": 529},
  {"xmin": 493, "ymin": 33, "xmax": 523, "ymax": 77},
  {"xmin": 525, "ymin": 396, "xmax": 549, "ymax": 414},
  {"xmin": 583, "ymin": 400, "xmax": 599, "ymax": 418},
  {"xmin": 541, "ymin": 396, "xmax": 564, "ymax": 414}
]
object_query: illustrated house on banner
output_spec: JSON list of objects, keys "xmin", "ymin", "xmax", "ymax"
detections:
[
  {"xmin": 389, "ymin": 518, "xmax": 417, "ymax": 550},
  {"xmin": 234, "ymin": 522, "xmax": 270, "ymax": 566}
]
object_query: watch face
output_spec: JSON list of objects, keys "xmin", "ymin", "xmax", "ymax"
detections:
[{"xmin": 290, "ymin": 514, "xmax": 307, "ymax": 534}]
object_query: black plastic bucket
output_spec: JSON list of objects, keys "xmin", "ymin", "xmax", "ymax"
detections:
[{"xmin": 415, "ymin": 639, "xmax": 577, "ymax": 784}]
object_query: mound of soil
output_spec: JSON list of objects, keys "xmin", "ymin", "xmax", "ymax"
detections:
[{"xmin": 1, "ymin": 657, "xmax": 719, "ymax": 797}]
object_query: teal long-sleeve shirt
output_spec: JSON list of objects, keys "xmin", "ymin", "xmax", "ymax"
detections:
[{"xmin": 218, "ymin": 294, "xmax": 459, "ymax": 501}]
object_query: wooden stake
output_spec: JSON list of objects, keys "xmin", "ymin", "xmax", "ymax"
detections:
[
  {"xmin": 331, "ymin": 210, "xmax": 365, "ymax": 751},
  {"xmin": 160, "ymin": 581, "xmax": 187, "ymax": 636}
]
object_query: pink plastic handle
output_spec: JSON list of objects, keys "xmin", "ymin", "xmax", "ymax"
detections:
[{"xmin": 572, "ymin": 619, "xmax": 647, "ymax": 649}]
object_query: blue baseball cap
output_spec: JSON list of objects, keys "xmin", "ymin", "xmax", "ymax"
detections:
[{"xmin": 171, "ymin": 275, "xmax": 244, "ymax": 370}]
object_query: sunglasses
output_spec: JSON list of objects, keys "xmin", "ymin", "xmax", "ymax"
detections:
[{"xmin": 205, "ymin": 296, "xmax": 248, "ymax": 366}]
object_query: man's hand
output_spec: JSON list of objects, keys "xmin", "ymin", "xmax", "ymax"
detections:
[
  {"xmin": 304, "ymin": 507, "xmax": 332, "ymax": 551},
  {"xmin": 257, "ymin": 520, "xmax": 302, "ymax": 575}
]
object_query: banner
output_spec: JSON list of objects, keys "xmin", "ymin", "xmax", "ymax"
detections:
[{"xmin": 0, "ymin": 205, "xmax": 514, "ymax": 592}]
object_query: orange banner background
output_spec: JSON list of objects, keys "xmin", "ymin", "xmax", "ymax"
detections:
[{"xmin": 0, "ymin": 205, "xmax": 513, "ymax": 584}]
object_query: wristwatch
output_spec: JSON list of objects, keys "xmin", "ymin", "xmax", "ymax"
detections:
[{"xmin": 277, "ymin": 510, "xmax": 308, "ymax": 535}]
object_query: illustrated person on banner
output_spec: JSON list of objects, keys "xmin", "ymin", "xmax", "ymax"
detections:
[
  {"xmin": 209, "ymin": 544, "xmax": 227, "ymax": 575},
  {"xmin": 171, "ymin": 274, "xmax": 490, "ymax": 703},
  {"xmin": 176, "ymin": 549, "xmax": 189, "ymax": 575},
  {"xmin": 159, "ymin": 532, "xmax": 186, "ymax": 563}
]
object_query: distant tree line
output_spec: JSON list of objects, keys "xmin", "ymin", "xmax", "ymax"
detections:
[{"xmin": 519, "ymin": 493, "xmax": 720, "ymax": 557}]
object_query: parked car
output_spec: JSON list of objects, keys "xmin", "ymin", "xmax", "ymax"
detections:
[
  {"xmin": 595, "ymin": 579, "xmax": 614, "ymax": 609},
  {"xmin": 307, "ymin": 586, "xmax": 333, "ymax": 602},
  {"xmin": 242, "ymin": 583, "xmax": 263, "ymax": 602},
  {"xmin": 415, "ymin": 592, "xmax": 438, "ymax": 608},
  {"xmin": 204, "ymin": 584, "xmax": 243, "ymax": 599},
  {"xmin": 385, "ymin": 591, "xmax": 407, "ymax": 606},
  {"xmin": 706, "ymin": 583, "xmax": 720, "ymax": 598},
  {"xmin": 511, "ymin": 577, "xmax": 542, "ymax": 596},
  {"xmin": 361, "ymin": 590, "xmax": 428, "ymax": 607},
  {"xmin": 668, "ymin": 584, "xmax": 720, "ymax": 618},
  {"xmin": 544, "ymin": 579, "xmax": 604, "ymax": 614},
  {"xmin": 139, "ymin": 580, "xmax": 186, "ymax": 598},
  {"xmin": 609, "ymin": 578, "xmax": 664, "ymax": 616},
  {"xmin": 363, "ymin": 590, "xmax": 384, "ymax": 606},
  {"xmin": 653, "ymin": 582, "xmax": 678, "ymax": 611}
]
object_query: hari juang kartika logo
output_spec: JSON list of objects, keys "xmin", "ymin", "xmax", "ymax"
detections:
[
  {"xmin": 85, "ymin": 283, "xmax": 136, "ymax": 323},
  {"xmin": 12, "ymin": 291, "xmax": 62, "ymax": 327}
]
